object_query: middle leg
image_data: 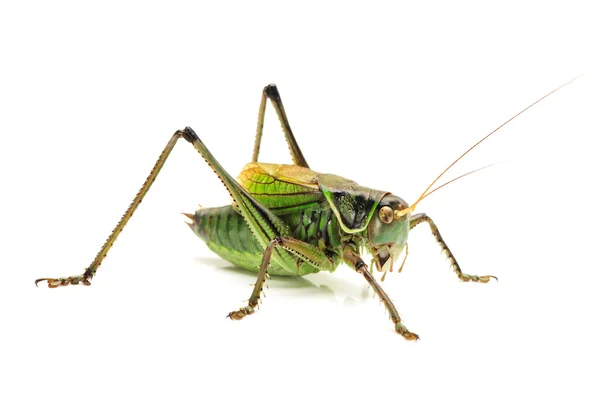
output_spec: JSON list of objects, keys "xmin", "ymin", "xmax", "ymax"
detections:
[{"xmin": 227, "ymin": 236, "xmax": 335, "ymax": 320}]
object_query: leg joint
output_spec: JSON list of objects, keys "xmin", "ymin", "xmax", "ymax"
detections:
[
  {"xmin": 264, "ymin": 84, "xmax": 281, "ymax": 100},
  {"xmin": 181, "ymin": 126, "xmax": 199, "ymax": 143},
  {"xmin": 354, "ymin": 259, "xmax": 367, "ymax": 273}
]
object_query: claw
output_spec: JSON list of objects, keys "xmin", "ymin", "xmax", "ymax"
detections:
[
  {"xmin": 479, "ymin": 275, "xmax": 498, "ymax": 283},
  {"xmin": 227, "ymin": 310, "xmax": 246, "ymax": 320},
  {"xmin": 34, "ymin": 274, "xmax": 91, "ymax": 288},
  {"xmin": 459, "ymin": 273, "xmax": 498, "ymax": 283},
  {"xmin": 227, "ymin": 305, "xmax": 254, "ymax": 320},
  {"xmin": 34, "ymin": 278, "xmax": 49, "ymax": 287},
  {"xmin": 395, "ymin": 322, "xmax": 420, "ymax": 341},
  {"xmin": 35, "ymin": 277, "xmax": 67, "ymax": 288}
]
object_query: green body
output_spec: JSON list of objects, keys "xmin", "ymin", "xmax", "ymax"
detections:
[{"xmin": 188, "ymin": 162, "xmax": 407, "ymax": 276}]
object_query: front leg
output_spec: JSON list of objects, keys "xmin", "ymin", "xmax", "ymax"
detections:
[{"xmin": 409, "ymin": 213, "xmax": 497, "ymax": 283}]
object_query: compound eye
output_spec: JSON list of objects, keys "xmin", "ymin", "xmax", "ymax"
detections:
[{"xmin": 379, "ymin": 206, "xmax": 394, "ymax": 224}]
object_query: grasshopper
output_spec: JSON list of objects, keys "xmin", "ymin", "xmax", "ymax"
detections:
[{"xmin": 36, "ymin": 81, "xmax": 576, "ymax": 340}]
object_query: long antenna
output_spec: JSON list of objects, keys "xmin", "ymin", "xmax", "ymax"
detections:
[
  {"xmin": 395, "ymin": 75, "xmax": 581, "ymax": 219},
  {"xmin": 418, "ymin": 164, "xmax": 496, "ymax": 202}
]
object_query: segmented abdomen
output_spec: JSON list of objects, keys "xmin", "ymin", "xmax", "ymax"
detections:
[{"xmin": 188, "ymin": 205, "xmax": 342, "ymax": 276}]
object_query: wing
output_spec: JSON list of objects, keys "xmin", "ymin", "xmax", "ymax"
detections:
[{"xmin": 237, "ymin": 162, "xmax": 326, "ymax": 214}]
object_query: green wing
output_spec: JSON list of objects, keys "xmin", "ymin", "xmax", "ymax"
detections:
[
  {"xmin": 237, "ymin": 162, "xmax": 327, "ymax": 214},
  {"xmin": 237, "ymin": 162, "xmax": 388, "ymax": 234}
]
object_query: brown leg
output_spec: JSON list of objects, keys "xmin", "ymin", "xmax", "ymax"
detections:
[
  {"xmin": 35, "ymin": 130, "xmax": 188, "ymax": 288},
  {"xmin": 252, "ymin": 84, "xmax": 309, "ymax": 168},
  {"xmin": 409, "ymin": 213, "xmax": 497, "ymax": 283},
  {"xmin": 227, "ymin": 236, "xmax": 334, "ymax": 320},
  {"xmin": 344, "ymin": 245, "xmax": 419, "ymax": 341}
]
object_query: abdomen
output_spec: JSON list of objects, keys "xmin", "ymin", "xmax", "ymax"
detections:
[{"xmin": 188, "ymin": 205, "xmax": 342, "ymax": 276}]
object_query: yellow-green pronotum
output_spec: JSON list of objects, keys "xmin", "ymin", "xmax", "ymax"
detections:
[{"xmin": 36, "ymin": 81, "xmax": 577, "ymax": 340}]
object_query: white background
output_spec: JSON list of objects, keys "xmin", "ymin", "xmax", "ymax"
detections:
[{"xmin": 1, "ymin": 1, "xmax": 599, "ymax": 398}]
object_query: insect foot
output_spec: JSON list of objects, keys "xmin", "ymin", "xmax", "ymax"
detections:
[
  {"xmin": 458, "ymin": 273, "xmax": 498, "ymax": 283},
  {"xmin": 34, "ymin": 273, "xmax": 92, "ymax": 288},
  {"xmin": 227, "ymin": 305, "xmax": 255, "ymax": 321},
  {"xmin": 395, "ymin": 322, "xmax": 420, "ymax": 341}
]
